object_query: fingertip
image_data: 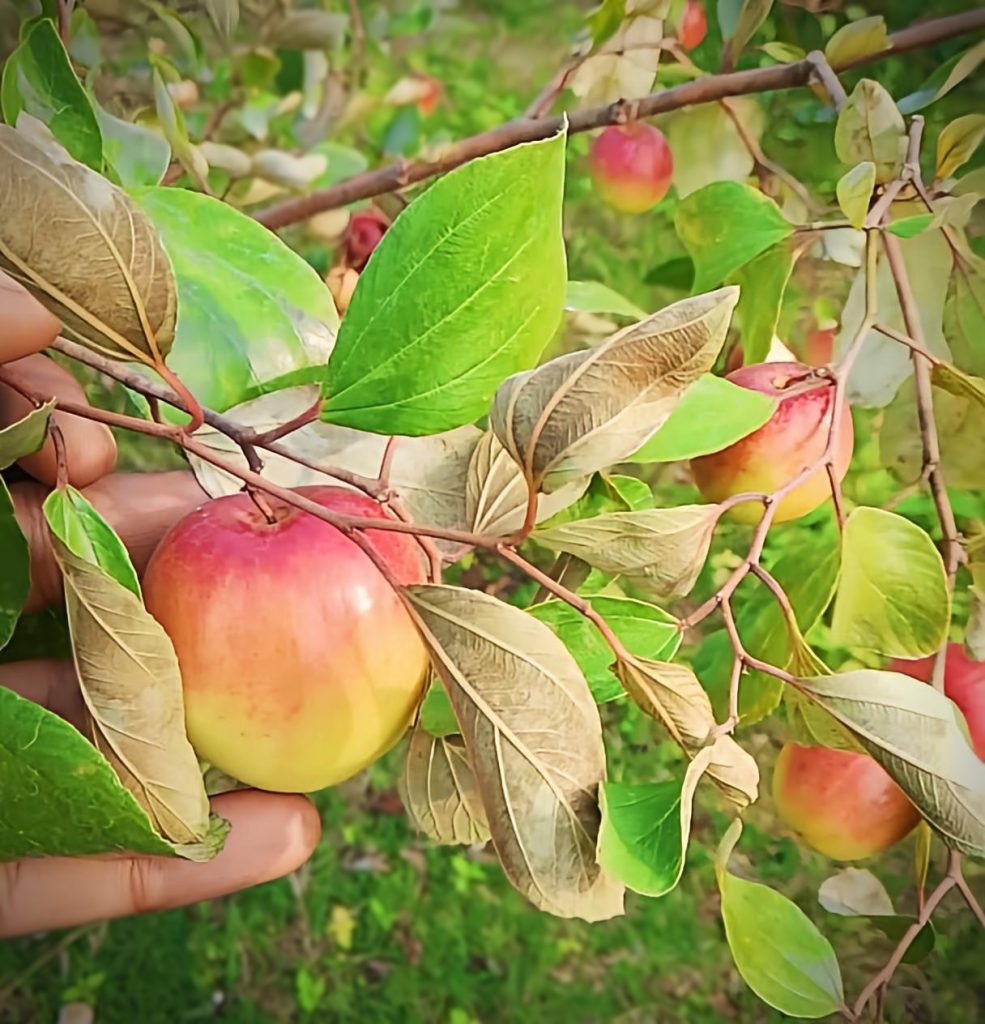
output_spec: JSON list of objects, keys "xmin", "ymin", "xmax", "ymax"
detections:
[{"xmin": 0, "ymin": 273, "xmax": 61, "ymax": 364}]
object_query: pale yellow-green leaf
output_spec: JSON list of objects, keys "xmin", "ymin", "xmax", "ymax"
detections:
[
  {"xmin": 491, "ymin": 288, "xmax": 739, "ymax": 493},
  {"xmin": 936, "ymin": 113, "xmax": 985, "ymax": 181},
  {"xmin": 834, "ymin": 79, "xmax": 906, "ymax": 183},
  {"xmin": 569, "ymin": 12, "xmax": 667, "ymax": 106},
  {"xmin": 824, "ymin": 16, "xmax": 889, "ymax": 69},
  {"xmin": 796, "ymin": 670, "xmax": 985, "ymax": 858},
  {"xmin": 835, "ymin": 161, "xmax": 876, "ymax": 229},
  {"xmin": 403, "ymin": 584, "xmax": 625, "ymax": 922},
  {"xmin": 0, "ymin": 400, "xmax": 54, "ymax": 470},
  {"xmin": 51, "ymin": 536, "xmax": 211, "ymax": 849},
  {"xmin": 667, "ymin": 100, "xmax": 764, "ymax": 199},
  {"xmin": 831, "ymin": 507, "xmax": 949, "ymax": 657},
  {"xmin": 818, "ymin": 867, "xmax": 894, "ymax": 917},
  {"xmin": 533, "ymin": 504, "xmax": 720, "ymax": 598},
  {"xmin": 0, "ymin": 123, "xmax": 176, "ymax": 363},
  {"xmin": 931, "ymin": 361, "xmax": 985, "ymax": 411},
  {"xmin": 615, "ymin": 657, "xmax": 760, "ymax": 809},
  {"xmin": 399, "ymin": 726, "xmax": 490, "ymax": 846}
]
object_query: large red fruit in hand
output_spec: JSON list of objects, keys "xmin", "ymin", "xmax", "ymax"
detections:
[
  {"xmin": 678, "ymin": 0, "xmax": 708, "ymax": 51},
  {"xmin": 143, "ymin": 486, "xmax": 429, "ymax": 793},
  {"xmin": 690, "ymin": 361, "xmax": 854, "ymax": 524},
  {"xmin": 588, "ymin": 123, "xmax": 673, "ymax": 214},
  {"xmin": 772, "ymin": 743, "xmax": 921, "ymax": 861},
  {"xmin": 889, "ymin": 643, "xmax": 985, "ymax": 759}
]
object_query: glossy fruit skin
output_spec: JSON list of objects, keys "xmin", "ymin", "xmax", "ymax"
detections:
[
  {"xmin": 588, "ymin": 124, "xmax": 674, "ymax": 214},
  {"xmin": 678, "ymin": 0, "xmax": 708, "ymax": 51},
  {"xmin": 344, "ymin": 209, "xmax": 389, "ymax": 271},
  {"xmin": 143, "ymin": 486, "xmax": 429, "ymax": 793},
  {"xmin": 889, "ymin": 644, "xmax": 985, "ymax": 759},
  {"xmin": 690, "ymin": 361, "xmax": 854, "ymax": 524},
  {"xmin": 772, "ymin": 743, "xmax": 921, "ymax": 861}
]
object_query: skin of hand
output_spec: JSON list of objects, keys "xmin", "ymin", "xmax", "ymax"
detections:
[{"xmin": 0, "ymin": 273, "xmax": 321, "ymax": 939}]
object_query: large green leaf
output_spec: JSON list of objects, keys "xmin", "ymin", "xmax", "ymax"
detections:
[
  {"xmin": 0, "ymin": 686, "xmax": 174, "ymax": 859},
  {"xmin": 831, "ymin": 507, "xmax": 949, "ymax": 657},
  {"xmin": 717, "ymin": 822, "xmax": 845, "ymax": 1018},
  {"xmin": 135, "ymin": 187, "xmax": 339, "ymax": 417},
  {"xmin": 322, "ymin": 131, "xmax": 567, "ymax": 435},
  {"xmin": 834, "ymin": 79, "xmax": 905, "ymax": 184},
  {"xmin": 0, "ymin": 480, "xmax": 30, "ymax": 652},
  {"xmin": 675, "ymin": 181, "xmax": 793, "ymax": 293},
  {"xmin": 528, "ymin": 596, "xmax": 681, "ymax": 703},
  {"xmin": 628, "ymin": 374, "xmax": 776, "ymax": 463},
  {"xmin": 0, "ymin": 19, "xmax": 102, "ymax": 169}
]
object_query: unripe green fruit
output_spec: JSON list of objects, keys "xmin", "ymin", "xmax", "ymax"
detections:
[{"xmin": 143, "ymin": 486, "xmax": 429, "ymax": 793}]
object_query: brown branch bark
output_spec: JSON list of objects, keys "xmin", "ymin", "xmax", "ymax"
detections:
[{"xmin": 254, "ymin": 8, "xmax": 985, "ymax": 230}]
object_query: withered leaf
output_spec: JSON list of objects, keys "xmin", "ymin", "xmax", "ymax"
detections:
[
  {"xmin": 403, "ymin": 583, "xmax": 625, "ymax": 921},
  {"xmin": 0, "ymin": 123, "xmax": 176, "ymax": 364},
  {"xmin": 616, "ymin": 657, "xmax": 760, "ymax": 809},
  {"xmin": 532, "ymin": 504, "xmax": 720, "ymax": 598},
  {"xmin": 399, "ymin": 726, "xmax": 490, "ymax": 846},
  {"xmin": 490, "ymin": 288, "xmax": 739, "ymax": 493},
  {"xmin": 51, "ymin": 536, "xmax": 213, "ymax": 851},
  {"xmin": 464, "ymin": 429, "xmax": 590, "ymax": 538}
]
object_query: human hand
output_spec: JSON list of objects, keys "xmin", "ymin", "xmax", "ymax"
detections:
[{"xmin": 0, "ymin": 273, "xmax": 321, "ymax": 939}]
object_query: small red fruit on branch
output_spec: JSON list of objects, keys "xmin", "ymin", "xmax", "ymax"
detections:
[
  {"xmin": 344, "ymin": 208, "xmax": 390, "ymax": 271},
  {"xmin": 143, "ymin": 487, "xmax": 429, "ymax": 793},
  {"xmin": 678, "ymin": 0, "xmax": 708, "ymax": 51},
  {"xmin": 587, "ymin": 123, "xmax": 673, "ymax": 214},
  {"xmin": 690, "ymin": 361, "xmax": 854, "ymax": 524},
  {"xmin": 772, "ymin": 743, "xmax": 921, "ymax": 860}
]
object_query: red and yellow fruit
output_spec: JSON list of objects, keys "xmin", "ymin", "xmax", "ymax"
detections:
[
  {"xmin": 772, "ymin": 743, "xmax": 921, "ymax": 861},
  {"xmin": 678, "ymin": 0, "xmax": 708, "ymax": 51},
  {"xmin": 690, "ymin": 361, "xmax": 854, "ymax": 524},
  {"xmin": 889, "ymin": 643, "xmax": 985, "ymax": 759},
  {"xmin": 588, "ymin": 123, "xmax": 674, "ymax": 214},
  {"xmin": 143, "ymin": 486, "xmax": 429, "ymax": 793}
]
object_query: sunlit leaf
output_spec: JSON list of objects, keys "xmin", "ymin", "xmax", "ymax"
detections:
[
  {"xmin": 491, "ymin": 288, "xmax": 739, "ymax": 492},
  {"xmin": 831, "ymin": 507, "xmax": 949, "ymax": 657},
  {"xmin": 835, "ymin": 161, "xmax": 876, "ymax": 229},
  {"xmin": 834, "ymin": 79, "xmax": 906, "ymax": 184},
  {"xmin": 818, "ymin": 867, "xmax": 893, "ymax": 916},
  {"xmin": 824, "ymin": 16, "xmax": 888, "ymax": 69},
  {"xmin": 404, "ymin": 584, "xmax": 624, "ymax": 921},
  {"xmin": 935, "ymin": 113, "xmax": 985, "ymax": 181},
  {"xmin": 565, "ymin": 280, "xmax": 647, "ymax": 320},
  {"xmin": 400, "ymin": 726, "xmax": 490, "ymax": 846},
  {"xmin": 570, "ymin": 13, "xmax": 665, "ymax": 106},
  {"xmin": 0, "ymin": 124, "xmax": 176, "ymax": 364}
]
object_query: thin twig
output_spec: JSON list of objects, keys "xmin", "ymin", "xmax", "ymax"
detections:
[
  {"xmin": 805, "ymin": 49, "xmax": 847, "ymax": 110},
  {"xmin": 253, "ymin": 9, "xmax": 985, "ymax": 229},
  {"xmin": 48, "ymin": 422, "xmax": 69, "ymax": 490},
  {"xmin": 249, "ymin": 397, "xmax": 323, "ymax": 445}
]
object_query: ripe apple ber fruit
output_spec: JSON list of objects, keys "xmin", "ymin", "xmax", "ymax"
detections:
[
  {"xmin": 772, "ymin": 743, "xmax": 921, "ymax": 861},
  {"xmin": 678, "ymin": 0, "xmax": 708, "ymax": 51},
  {"xmin": 143, "ymin": 486, "xmax": 429, "ymax": 793},
  {"xmin": 344, "ymin": 208, "xmax": 390, "ymax": 271},
  {"xmin": 588, "ymin": 123, "xmax": 673, "ymax": 214},
  {"xmin": 690, "ymin": 361, "xmax": 854, "ymax": 524},
  {"xmin": 889, "ymin": 643, "xmax": 985, "ymax": 759},
  {"xmin": 803, "ymin": 327, "xmax": 835, "ymax": 367}
]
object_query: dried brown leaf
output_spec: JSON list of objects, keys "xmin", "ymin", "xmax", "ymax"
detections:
[
  {"xmin": 0, "ymin": 123, "xmax": 176, "ymax": 363},
  {"xmin": 490, "ymin": 288, "xmax": 739, "ymax": 492},
  {"xmin": 616, "ymin": 657, "xmax": 760, "ymax": 809},
  {"xmin": 403, "ymin": 584, "xmax": 624, "ymax": 921}
]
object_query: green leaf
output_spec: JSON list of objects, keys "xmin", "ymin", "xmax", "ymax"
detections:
[
  {"xmin": 0, "ymin": 400, "xmax": 54, "ymax": 470},
  {"xmin": 419, "ymin": 680, "xmax": 459, "ymax": 738},
  {"xmin": 931, "ymin": 360, "xmax": 985, "ymax": 411},
  {"xmin": 150, "ymin": 63, "xmax": 207, "ymax": 190},
  {"xmin": 0, "ymin": 479, "xmax": 30, "ymax": 651},
  {"xmin": 0, "ymin": 685, "xmax": 177, "ymax": 859},
  {"xmin": 676, "ymin": 182, "xmax": 793, "ymax": 292},
  {"xmin": 936, "ymin": 113, "xmax": 985, "ymax": 182},
  {"xmin": 565, "ymin": 280, "xmax": 647, "ymax": 320},
  {"xmin": 528, "ymin": 596, "xmax": 681, "ymax": 703},
  {"xmin": 628, "ymin": 374, "xmax": 776, "ymax": 463},
  {"xmin": 322, "ymin": 131, "xmax": 567, "ymax": 435},
  {"xmin": 835, "ymin": 161, "xmax": 876, "ymax": 229},
  {"xmin": 0, "ymin": 19, "xmax": 102, "ymax": 169},
  {"xmin": 94, "ymin": 99, "xmax": 171, "ymax": 188},
  {"xmin": 831, "ymin": 507, "xmax": 949, "ymax": 657},
  {"xmin": 587, "ymin": 0, "xmax": 626, "ymax": 46},
  {"xmin": 898, "ymin": 38, "xmax": 985, "ymax": 115},
  {"xmin": 721, "ymin": 0, "xmax": 773, "ymax": 68},
  {"xmin": 885, "ymin": 214, "xmax": 933, "ymax": 239},
  {"xmin": 730, "ymin": 243, "xmax": 796, "ymax": 364},
  {"xmin": 717, "ymin": 822, "xmax": 845, "ymax": 1018},
  {"xmin": 135, "ymin": 187, "xmax": 339, "ymax": 418},
  {"xmin": 598, "ymin": 744, "xmax": 716, "ymax": 898},
  {"xmin": 795, "ymin": 670, "xmax": 985, "ymax": 859},
  {"xmin": 834, "ymin": 79, "xmax": 905, "ymax": 184},
  {"xmin": 761, "ymin": 42, "xmax": 805, "ymax": 63},
  {"xmin": 536, "ymin": 472, "xmax": 646, "ymax": 530},
  {"xmin": 43, "ymin": 486, "xmax": 141, "ymax": 597},
  {"xmin": 824, "ymin": 15, "xmax": 888, "ymax": 69},
  {"xmin": 944, "ymin": 259, "xmax": 985, "ymax": 377}
]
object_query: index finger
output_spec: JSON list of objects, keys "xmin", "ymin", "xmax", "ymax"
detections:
[{"xmin": 0, "ymin": 271, "xmax": 61, "ymax": 364}]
